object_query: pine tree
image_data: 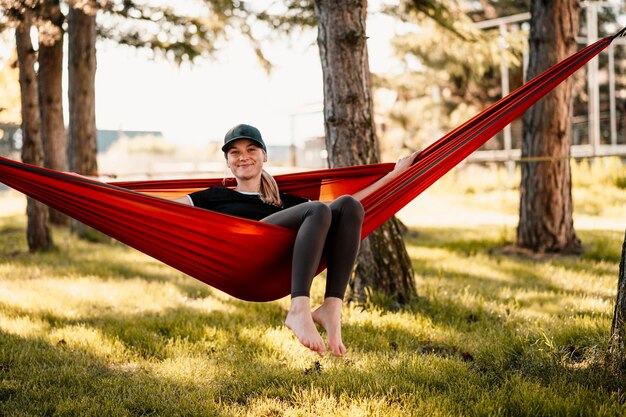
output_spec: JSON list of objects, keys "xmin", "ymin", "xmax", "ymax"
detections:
[
  {"xmin": 312, "ymin": 0, "xmax": 416, "ymax": 304},
  {"xmin": 516, "ymin": 0, "xmax": 581, "ymax": 254},
  {"xmin": 15, "ymin": 9, "xmax": 52, "ymax": 251}
]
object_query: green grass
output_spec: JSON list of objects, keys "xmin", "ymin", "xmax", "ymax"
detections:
[{"xmin": 1, "ymin": 212, "xmax": 625, "ymax": 416}]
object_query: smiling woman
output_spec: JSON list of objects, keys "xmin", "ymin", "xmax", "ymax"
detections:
[
  {"xmin": 174, "ymin": 124, "xmax": 306, "ymax": 219},
  {"xmin": 171, "ymin": 123, "xmax": 418, "ymax": 357}
]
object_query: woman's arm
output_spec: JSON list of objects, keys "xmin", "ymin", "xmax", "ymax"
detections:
[
  {"xmin": 172, "ymin": 196, "xmax": 193, "ymax": 205},
  {"xmin": 352, "ymin": 151, "xmax": 420, "ymax": 201}
]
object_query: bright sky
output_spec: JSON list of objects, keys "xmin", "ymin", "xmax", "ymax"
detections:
[{"xmin": 94, "ymin": 3, "xmax": 401, "ymax": 147}]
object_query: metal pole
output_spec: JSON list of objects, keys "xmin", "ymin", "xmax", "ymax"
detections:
[
  {"xmin": 499, "ymin": 24, "xmax": 514, "ymax": 174},
  {"xmin": 522, "ymin": 49, "xmax": 528, "ymax": 83},
  {"xmin": 290, "ymin": 114, "xmax": 297, "ymax": 167},
  {"xmin": 586, "ymin": 4, "xmax": 601, "ymax": 155},
  {"xmin": 608, "ymin": 43, "xmax": 617, "ymax": 148}
]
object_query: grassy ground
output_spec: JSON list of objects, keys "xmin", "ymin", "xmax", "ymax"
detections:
[{"xmin": 1, "ymin": 160, "xmax": 625, "ymax": 416}]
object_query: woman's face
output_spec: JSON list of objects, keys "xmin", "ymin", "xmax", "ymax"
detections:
[{"xmin": 225, "ymin": 139, "xmax": 266, "ymax": 181}]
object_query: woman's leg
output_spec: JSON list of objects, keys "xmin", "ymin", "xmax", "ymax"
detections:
[
  {"xmin": 324, "ymin": 195, "xmax": 365, "ymax": 299},
  {"xmin": 312, "ymin": 195, "xmax": 364, "ymax": 356},
  {"xmin": 262, "ymin": 201, "xmax": 332, "ymax": 355},
  {"xmin": 262, "ymin": 201, "xmax": 332, "ymax": 297}
]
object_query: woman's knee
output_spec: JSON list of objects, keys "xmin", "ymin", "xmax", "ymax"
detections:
[
  {"xmin": 305, "ymin": 201, "xmax": 332, "ymax": 226},
  {"xmin": 333, "ymin": 195, "xmax": 364, "ymax": 220}
]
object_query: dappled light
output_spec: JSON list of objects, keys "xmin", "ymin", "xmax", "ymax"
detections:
[{"xmin": 1, "ymin": 208, "xmax": 624, "ymax": 414}]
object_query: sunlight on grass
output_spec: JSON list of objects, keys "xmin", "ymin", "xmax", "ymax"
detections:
[
  {"xmin": 0, "ymin": 276, "xmax": 234, "ymax": 319},
  {"xmin": 0, "ymin": 313, "xmax": 49, "ymax": 338},
  {"xmin": 48, "ymin": 324, "xmax": 128, "ymax": 359}
]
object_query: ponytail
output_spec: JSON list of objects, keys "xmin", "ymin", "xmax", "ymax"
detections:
[{"xmin": 259, "ymin": 169, "xmax": 282, "ymax": 207}]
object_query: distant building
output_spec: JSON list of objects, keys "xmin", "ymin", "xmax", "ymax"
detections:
[
  {"xmin": 97, "ymin": 129, "xmax": 164, "ymax": 153},
  {"xmin": 0, "ymin": 125, "xmax": 165, "ymax": 157},
  {"xmin": 298, "ymin": 136, "xmax": 327, "ymax": 168},
  {"xmin": 264, "ymin": 144, "xmax": 290, "ymax": 165}
]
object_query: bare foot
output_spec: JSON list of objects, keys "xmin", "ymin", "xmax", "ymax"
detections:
[
  {"xmin": 312, "ymin": 297, "xmax": 346, "ymax": 356},
  {"xmin": 285, "ymin": 297, "xmax": 326, "ymax": 356}
]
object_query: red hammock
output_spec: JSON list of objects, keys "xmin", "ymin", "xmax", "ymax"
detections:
[{"xmin": 0, "ymin": 32, "xmax": 620, "ymax": 302}]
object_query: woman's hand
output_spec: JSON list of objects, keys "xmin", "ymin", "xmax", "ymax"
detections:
[
  {"xmin": 392, "ymin": 150, "xmax": 421, "ymax": 176},
  {"xmin": 352, "ymin": 150, "xmax": 420, "ymax": 201}
]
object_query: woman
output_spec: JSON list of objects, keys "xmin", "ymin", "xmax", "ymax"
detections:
[{"xmin": 175, "ymin": 124, "xmax": 418, "ymax": 356}]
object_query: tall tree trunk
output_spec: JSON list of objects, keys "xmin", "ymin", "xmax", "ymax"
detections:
[
  {"xmin": 68, "ymin": 3, "xmax": 98, "ymax": 238},
  {"xmin": 517, "ymin": 0, "xmax": 581, "ymax": 254},
  {"xmin": 313, "ymin": 0, "xmax": 416, "ymax": 305},
  {"xmin": 38, "ymin": 0, "xmax": 68, "ymax": 225},
  {"xmin": 16, "ymin": 12, "xmax": 53, "ymax": 252},
  {"xmin": 608, "ymin": 230, "xmax": 626, "ymax": 371},
  {"xmin": 68, "ymin": 4, "xmax": 97, "ymax": 175}
]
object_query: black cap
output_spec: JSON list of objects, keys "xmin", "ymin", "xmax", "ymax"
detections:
[{"xmin": 221, "ymin": 124, "xmax": 266, "ymax": 152}]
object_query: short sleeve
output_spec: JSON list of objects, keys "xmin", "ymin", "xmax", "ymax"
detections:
[{"xmin": 188, "ymin": 188, "xmax": 218, "ymax": 210}]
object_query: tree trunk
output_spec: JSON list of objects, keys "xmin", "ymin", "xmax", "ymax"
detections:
[
  {"xmin": 517, "ymin": 0, "xmax": 581, "ymax": 254},
  {"xmin": 608, "ymin": 230, "xmax": 626, "ymax": 371},
  {"xmin": 313, "ymin": 0, "xmax": 416, "ymax": 305},
  {"xmin": 68, "ymin": 4, "xmax": 98, "ymax": 238},
  {"xmin": 68, "ymin": 4, "xmax": 97, "ymax": 176},
  {"xmin": 38, "ymin": 0, "xmax": 68, "ymax": 225},
  {"xmin": 15, "ymin": 12, "xmax": 53, "ymax": 252}
]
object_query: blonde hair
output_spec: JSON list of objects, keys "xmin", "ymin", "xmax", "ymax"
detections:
[{"xmin": 260, "ymin": 169, "xmax": 282, "ymax": 207}]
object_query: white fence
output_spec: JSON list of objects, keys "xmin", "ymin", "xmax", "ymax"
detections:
[{"xmin": 469, "ymin": 3, "xmax": 626, "ymax": 167}]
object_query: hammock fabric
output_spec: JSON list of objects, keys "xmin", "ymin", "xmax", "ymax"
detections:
[{"xmin": 0, "ymin": 31, "xmax": 622, "ymax": 302}]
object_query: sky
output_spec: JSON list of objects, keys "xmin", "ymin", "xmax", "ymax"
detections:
[{"xmin": 93, "ymin": 3, "xmax": 401, "ymax": 147}]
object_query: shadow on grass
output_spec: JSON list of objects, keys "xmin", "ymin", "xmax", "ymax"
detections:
[
  {"xmin": 0, "ymin": 300, "xmax": 287, "ymax": 359},
  {"xmin": 0, "ymin": 228, "xmax": 214, "ymax": 300},
  {"xmin": 1, "ymin": 245, "xmax": 170, "ymax": 280},
  {"xmin": 406, "ymin": 227, "xmax": 623, "ymax": 263},
  {"xmin": 411, "ymin": 254, "xmax": 614, "ymax": 313},
  {"xmin": 408, "ymin": 226, "xmax": 619, "ymax": 318},
  {"xmin": 2, "ymin": 294, "xmax": 626, "ymax": 415},
  {"xmin": 3, "ymin": 309, "xmax": 625, "ymax": 417},
  {"xmin": 0, "ymin": 329, "xmax": 233, "ymax": 417},
  {"xmin": 0, "ymin": 296, "xmax": 303, "ymax": 414}
]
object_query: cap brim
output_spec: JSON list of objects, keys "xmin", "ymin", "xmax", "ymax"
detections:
[{"xmin": 221, "ymin": 136, "xmax": 265, "ymax": 152}]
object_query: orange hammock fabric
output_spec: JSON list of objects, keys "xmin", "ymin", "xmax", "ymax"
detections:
[{"xmin": 0, "ymin": 32, "xmax": 620, "ymax": 301}]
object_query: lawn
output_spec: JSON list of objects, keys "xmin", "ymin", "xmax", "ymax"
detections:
[{"xmin": 0, "ymin": 160, "xmax": 625, "ymax": 416}]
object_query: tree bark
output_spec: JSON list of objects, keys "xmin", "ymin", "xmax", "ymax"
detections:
[
  {"xmin": 38, "ymin": 0, "xmax": 68, "ymax": 225},
  {"xmin": 313, "ymin": 0, "xmax": 416, "ymax": 305},
  {"xmin": 68, "ymin": 3, "xmax": 98, "ymax": 238},
  {"xmin": 15, "ymin": 12, "xmax": 53, "ymax": 252},
  {"xmin": 608, "ymin": 231, "xmax": 626, "ymax": 371},
  {"xmin": 517, "ymin": 0, "xmax": 581, "ymax": 254},
  {"xmin": 68, "ymin": 4, "xmax": 98, "ymax": 176}
]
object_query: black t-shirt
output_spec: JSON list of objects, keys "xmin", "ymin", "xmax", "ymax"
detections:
[{"xmin": 188, "ymin": 186, "xmax": 309, "ymax": 221}]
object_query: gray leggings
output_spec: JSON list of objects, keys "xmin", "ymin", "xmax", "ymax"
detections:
[{"xmin": 262, "ymin": 195, "xmax": 365, "ymax": 299}]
